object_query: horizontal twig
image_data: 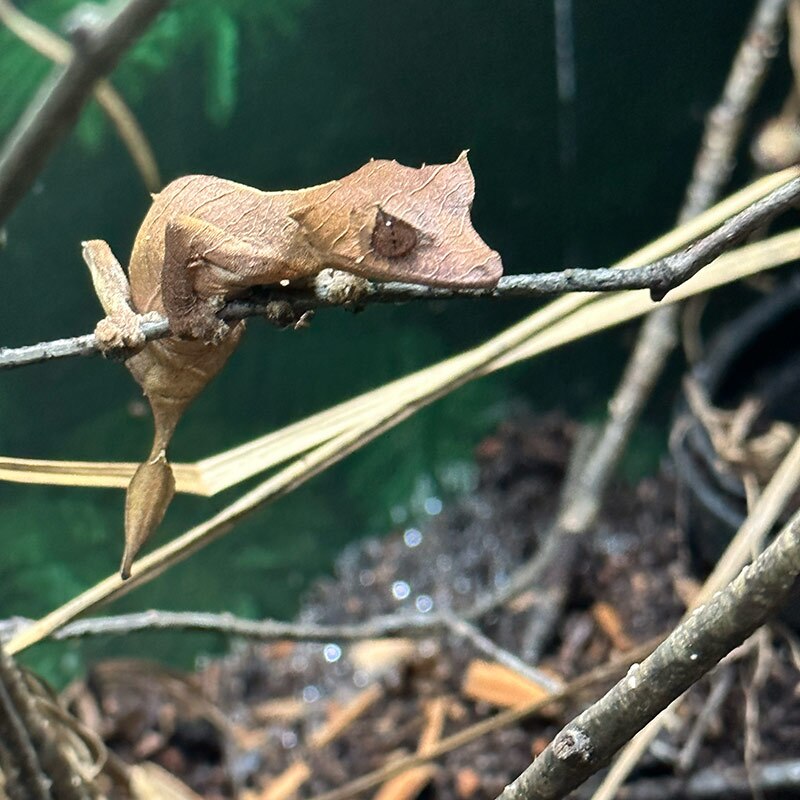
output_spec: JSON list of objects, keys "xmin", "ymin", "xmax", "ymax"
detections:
[
  {"xmin": 1, "ymin": 607, "xmax": 562, "ymax": 693},
  {"xmin": 3, "ymin": 169, "xmax": 800, "ymax": 371},
  {"xmin": 20, "ymin": 608, "xmax": 444, "ymax": 642}
]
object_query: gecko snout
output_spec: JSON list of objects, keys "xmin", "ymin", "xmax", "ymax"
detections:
[{"xmin": 468, "ymin": 250, "xmax": 503, "ymax": 287}]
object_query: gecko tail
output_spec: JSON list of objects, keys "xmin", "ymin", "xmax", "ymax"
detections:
[
  {"xmin": 119, "ymin": 331, "xmax": 243, "ymax": 578},
  {"xmin": 121, "ymin": 450, "xmax": 175, "ymax": 579}
]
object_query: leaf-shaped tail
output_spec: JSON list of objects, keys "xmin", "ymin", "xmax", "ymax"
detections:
[
  {"xmin": 120, "ymin": 330, "xmax": 243, "ymax": 578},
  {"xmin": 122, "ymin": 450, "xmax": 175, "ymax": 579}
]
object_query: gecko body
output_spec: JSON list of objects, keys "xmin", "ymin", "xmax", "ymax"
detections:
[{"xmin": 83, "ymin": 153, "xmax": 502, "ymax": 577}]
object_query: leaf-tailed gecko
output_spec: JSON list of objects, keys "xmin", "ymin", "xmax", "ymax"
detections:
[{"xmin": 82, "ymin": 152, "xmax": 502, "ymax": 578}]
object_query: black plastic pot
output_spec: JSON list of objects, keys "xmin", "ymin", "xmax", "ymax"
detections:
[{"xmin": 671, "ymin": 280, "xmax": 800, "ymax": 627}]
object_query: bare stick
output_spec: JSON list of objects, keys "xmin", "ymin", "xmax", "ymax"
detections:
[
  {"xmin": 553, "ymin": 0, "xmax": 790, "ymax": 558},
  {"xmin": 500, "ymin": 305, "xmax": 678, "ymax": 662},
  {"xmin": 440, "ymin": 614, "xmax": 564, "ymax": 693},
  {"xmin": 33, "ymin": 608, "xmax": 447, "ymax": 643},
  {"xmin": 681, "ymin": 0, "xmax": 789, "ymax": 220},
  {"xmin": 0, "ymin": 0, "xmax": 168, "ymax": 224},
  {"xmin": 675, "ymin": 666, "xmax": 736, "ymax": 773}
]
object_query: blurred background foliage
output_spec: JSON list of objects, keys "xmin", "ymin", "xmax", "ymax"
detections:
[
  {"xmin": 0, "ymin": 0, "xmax": 768, "ymax": 681},
  {"xmin": 0, "ymin": 0, "xmax": 312, "ymax": 143}
]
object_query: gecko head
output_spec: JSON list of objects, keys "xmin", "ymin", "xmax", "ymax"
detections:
[{"xmin": 290, "ymin": 152, "xmax": 503, "ymax": 288}]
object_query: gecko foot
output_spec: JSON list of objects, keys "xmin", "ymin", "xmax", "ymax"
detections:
[
  {"xmin": 168, "ymin": 299, "xmax": 230, "ymax": 344},
  {"xmin": 313, "ymin": 268, "xmax": 371, "ymax": 306},
  {"xmin": 95, "ymin": 313, "xmax": 150, "ymax": 353}
]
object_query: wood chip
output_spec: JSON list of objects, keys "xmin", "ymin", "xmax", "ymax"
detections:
[
  {"xmin": 461, "ymin": 660, "xmax": 553, "ymax": 709},
  {"xmin": 417, "ymin": 697, "xmax": 448, "ymax": 755},
  {"xmin": 308, "ymin": 682, "xmax": 384, "ymax": 749},
  {"xmin": 251, "ymin": 696, "xmax": 305, "ymax": 724},
  {"xmin": 591, "ymin": 601, "xmax": 634, "ymax": 651},
  {"xmin": 254, "ymin": 761, "xmax": 311, "ymax": 800},
  {"xmin": 348, "ymin": 638, "xmax": 417, "ymax": 674},
  {"xmin": 455, "ymin": 767, "xmax": 481, "ymax": 799},
  {"xmin": 373, "ymin": 765, "xmax": 437, "ymax": 800}
]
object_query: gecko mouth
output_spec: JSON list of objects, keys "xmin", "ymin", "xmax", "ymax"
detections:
[
  {"xmin": 460, "ymin": 251, "xmax": 503, "ymax": 288},
  {"xmin": 421, "ymin": 247, "xmax": 503, "ymax": 289}
]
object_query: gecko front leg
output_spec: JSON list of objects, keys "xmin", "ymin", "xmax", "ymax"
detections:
[
  {"xmin": 161, "ymin": 214, "xmax": 312, "ymax": 343},
  {"xmin": 82, "ymin": 240, "xmax": 159, "ymax": 352}
]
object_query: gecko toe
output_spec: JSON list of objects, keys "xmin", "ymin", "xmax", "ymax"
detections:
[{"xmin": 95, "ymin": 316, "xmax": 147, "ymax": 353}]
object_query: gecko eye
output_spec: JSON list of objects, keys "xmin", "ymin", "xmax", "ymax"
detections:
[{"xmin": 371, "ymin": 209, "xmax": 418, "ymax": 258}]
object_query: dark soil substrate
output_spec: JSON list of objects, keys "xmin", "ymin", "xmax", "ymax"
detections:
[{"xmin": 66, "ymin": 413, "xmax": 800, "ymax": 799}]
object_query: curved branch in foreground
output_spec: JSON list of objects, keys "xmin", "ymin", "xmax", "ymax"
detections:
[
  {"xmin": 495, "ymin": 507, "xmax": 800, "ymax": 800},
  {"xmin": 3, "ymin": 167, "xmax": 800, "ymax": 372},
  {"xmin": 0, "ymin": 0, "xmax": 168, "ymax": 225},
  {"xmin": 0, "ymin": 0, "xmax": 161, "ymax": 192}
]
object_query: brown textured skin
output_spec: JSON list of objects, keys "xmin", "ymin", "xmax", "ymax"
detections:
[{"xmin": 91, "ymin": 153, "xmax": 502, "ymax": 577}]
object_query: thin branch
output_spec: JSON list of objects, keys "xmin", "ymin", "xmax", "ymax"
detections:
[
  {"xmin": 675, "ymin": 665, "xmax": 736, "ymax": 773},
  {"xmin": 0, "ymin": 607, "xmax": 563, "ymax": 694},
  {"xmin": 435, "ymin": 614, "xmax": 563, "ymax": 693},
  {"xmin": 37, "ymin": 608, "xmax": 446, "ymax": 642},
  {"xmin": 459, "ymin": 303, "xmax": 678, "ymax": 640},
  {"xmin": 495, "ymin": 507, "xmax": 800, "ymax": 800},
  {"xmin": 0, "ymin": 0, "xmax": 168, "ymax": 225},
  {"xmin": 499, "ymin": 305, "xmax": 679, "ymax": 663},
  {"xmin": 681, "ymin": 0, "xmax": 789, "ymax": 221},
  {"xmin": 3, "ymin": 169, "xmax": 800, "ymax": 372},
  {"xmin": 560, "ymin": 307, "xmax": 679, "ymax": 534}
]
